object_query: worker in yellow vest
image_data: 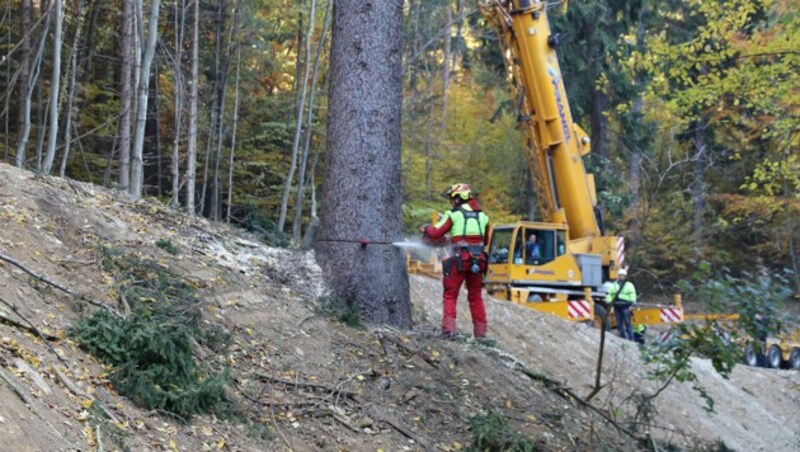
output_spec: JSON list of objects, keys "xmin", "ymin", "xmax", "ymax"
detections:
[
  {"xmin": 606, "ymin": 267, "xmax": 637, "ymax": 341},
  {"xmin": 421, "ymin": 183, "xmax": 490, "ymax": 339}
]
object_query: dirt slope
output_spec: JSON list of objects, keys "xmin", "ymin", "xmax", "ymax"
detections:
[{"xmin": 0, "ymin": 162, "xmax": 798, "ymax": 451}]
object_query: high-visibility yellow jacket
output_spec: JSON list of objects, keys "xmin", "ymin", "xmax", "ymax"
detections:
[{"xmin": 606, "ymin": 280, "xmax": 637, "ymax": 304}]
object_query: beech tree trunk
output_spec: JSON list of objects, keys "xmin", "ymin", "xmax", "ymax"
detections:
[
  {"xmin": 315, "ymin": 0, "xmax": 411, "ymax": 328},
  {"xmin": 18, "ymin": 0, "xmax": 32, "ymax": 150},
  {"xmin": 118, "ymin": 0, "xmax": 134, "ymax": 190},
  {"xmin": 292, "ymin": 0, "xmax": 332, "ymax": 240},
  {"xmin": 170, "ymin": 0, "xmax": 186, "ymax": 207},
  {"xmin": 185, "ymin": 0, "xmax": 200, "ymax": 215},
  {"xmin": 130, "ymin": 0, "xmax": 161, "ymax": 200},
  {"xmin": 280, "ymin": 0, "xmax": 317, "ymax": 232},
  {"xmin": 41, "ymin": 0, "xmax": 62, "ymax": 174}
]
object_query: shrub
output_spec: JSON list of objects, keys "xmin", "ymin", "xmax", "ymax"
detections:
[
  {"xmin": 155, "ymin": 238, "xmax": 180, "ymax": 255},
  {"xmin": 467, "ymin": 411, "xmax": 537, "ymax": 452}
]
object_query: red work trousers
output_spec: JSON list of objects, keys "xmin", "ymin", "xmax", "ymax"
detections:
[{"xmin": 441, "ymin": 253, "xmax": 487, "ymax": 338}]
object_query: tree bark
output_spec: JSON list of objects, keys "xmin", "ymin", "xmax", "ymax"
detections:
[
  {"xmin": 199, "ymin": 0, "xmax": 227, "ymax": 215},
  {"xmin": 292, "ymin": 0, "xmax": 332, "ymax": 240},
  {"xmin": 316, "ymin": 0, "xmax": 412, "ymax": 328},
  {"xmin": 170, "ymin": 0, "xmax": 186, "ymax": 207},
  {"xmin": 280, "ymin": 0, "xmax": 318, "ymax": 232},
  {"xmin": 17, "ymin": 0, "xmax": 32, "ymax": 149},
  {"xmin": 226, "ymin": 42, "xmax": 242, "ymax": 223},
  {"xmin": 42, "ymin": 0, "xmax": 63, "ymax": 174},
  {"xmin": 440, "ymin": 3, "xmax": 451, "ymax": 128},
  {"xmin": 15, "ymin": 7, "xmax": 51, "ymax": 169},
  {"xmin": 118, "ymin": 0, "xmax": 134, "ymax": 190},
  {"xmin": 691, "ymin": 116, "xmax": 707, "ymax": 249},
  {"xmin": 185, "ymin": 0, "xmax": 200, "ymax": 215},
  {"xmin": 60, "ymin": 0, "xmax": 86, "ymax": 178},
  {"xmin": 130, "ymin": 0, "xmax": 161, "ymax": 200}
]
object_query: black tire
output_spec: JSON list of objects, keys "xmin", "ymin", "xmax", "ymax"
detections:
[
  {"xmin": 743, "ymin": 344, "xmax": 758, "ymax": 367},
  {"xmin": 765, "ymin": 344, "xmax": 782, "ymax": 369},
  {"xmin": 789, "ymin": 348, "xmax": 800, "ymax": 370}
]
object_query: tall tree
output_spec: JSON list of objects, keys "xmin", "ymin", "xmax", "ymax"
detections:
[
  {"xmin": 42, "ymin": 0, "xmax": 63, "ymax": 174},
  {"xmin": 315, "ymin": 0, "xmax": 411, "ymax": 328},
  {"xmin": 292, "ymin": 0, "xmax": 332, "ymax": 240},
  {"xmin": 185, "ymin": 0, "xmax": 200, "ymax": 215},
  {"xmin": 15, "ymin": 4, "xmax": 51, "ymax": 168},
  {"xmin": 18, "ymin": 0, "xmax": 32, "ymax": 149},
  {"xmin": 130, "ymin": 0, "xmax": 161, "ymax": 199},
  {"xmin": 118, "ymin": 0, "xmax": 134, "ymax": 190},
  {"xmin": 170, "ymin": 0, "xmax": 187, "ymax": 207},
  {"xmin": 279, "ymin": 0, "xmax": 317, "ymax": 232}
]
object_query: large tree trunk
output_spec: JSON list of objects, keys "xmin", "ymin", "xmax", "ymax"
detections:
[
  {"xmin": 130, "ymin": 0, "xmax": 161, "ymax": 200},
  {"xmin": 42, "ymin": 0, "xmax": 63, "ymax": 174},
  {"xmin": 185, "ymin": 0, "xmax": 200, "ymax": 215},
  {"xmin": 315, "ymin": 0, "xmax": 411, "ymax": 328}
]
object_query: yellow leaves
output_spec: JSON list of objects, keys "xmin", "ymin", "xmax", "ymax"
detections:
[{"xmin": 81, "ymin": 398, "xmax": 94, "ymax": 408}]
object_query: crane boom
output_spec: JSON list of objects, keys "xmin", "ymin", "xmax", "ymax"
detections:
[{"xmin": 480, "ymin": 0, "xmax": 601, "ymax": 240}]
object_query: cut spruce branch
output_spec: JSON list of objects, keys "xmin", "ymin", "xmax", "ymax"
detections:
[{"xmin": 0, "ymin": 251, "xmax": 121, "ymax": 317}]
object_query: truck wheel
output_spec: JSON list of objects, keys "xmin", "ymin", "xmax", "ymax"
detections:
[
  {"xmin": 765, "ymin": 345, "xmax": 782, "ymax": 369},
  {"xmin": 789, "ymin": 348, "xmax": 800, "ymax": 370},
  {"xmin": 743, "ymin": 344, "xmax": 758, "ymax": 367}
]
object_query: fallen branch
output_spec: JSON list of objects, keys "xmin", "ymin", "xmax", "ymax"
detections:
[
  {"xmin": 0, "ymin": 296, "xmax": 68, "ymax": 367},
  {"xmin": 256, "ymin": 373, "xmax": 360, "ymax": 400},
  {"xmin": 0, "ymin": 251, "xmax": 121, "ymax": 317},
  {"xmin": 53, "ymin": 367, "xmax": 121, "ymax": 423},
  {"xmin": 368, "ymin": 407, "xmax": 432, "ymax": 451},
  {"xmin": 0, "ymin": 367, "xmax": 32, "ymax": 405},
  {"xmin": 380, "ymin": 332, "xmax": 440, "ymax": 368},
  {"xmin": 0, "ymin": 312, "xmax": 58, "ymax": 341}
]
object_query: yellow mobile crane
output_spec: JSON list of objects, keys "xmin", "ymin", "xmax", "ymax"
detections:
[{"xmin": 478, "ymin": 0, "xmax": 627, "ymax": 322}]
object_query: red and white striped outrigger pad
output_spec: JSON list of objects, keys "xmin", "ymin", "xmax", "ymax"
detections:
[
  {"xmin": 659, "ymin": 307, "xmax": 684, "ymax": 323},
  {"xmin": 659, "ymin": 330, "xmax": 676, "ymax": 343},
  {"xmin": 568, "ymin": 300, "xmax": 592, "ymax": 320}
]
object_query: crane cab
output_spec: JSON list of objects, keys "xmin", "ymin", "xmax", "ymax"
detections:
[{"xmin": 484, "ymin": 222, "xmax": 606, "ymax": 321}]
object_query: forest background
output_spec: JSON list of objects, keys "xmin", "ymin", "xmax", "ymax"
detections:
[{"xmin": 0, "ymin": 0, "xmax": 798, "ymax": 302}]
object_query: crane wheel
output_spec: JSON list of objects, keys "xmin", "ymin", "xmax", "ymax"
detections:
[
  {"xmin": 789, "ymin": 348, "xmax": 800, "ymax": 370},
  {"xmin": 765, "ymin": 345, "xmax": 782, "ymax": 369},
  {"xmin": 743, "ymin": 344, "xmax": 759, "ymax": 367}
]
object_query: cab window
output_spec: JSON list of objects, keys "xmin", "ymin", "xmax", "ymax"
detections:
[
  {"xmin": 487, "ymin": 228, "xmax": 513, "ymax": 264},
  {"xmin": 524, "ymin": 228, "xmax": 555, "ymax": 265}
]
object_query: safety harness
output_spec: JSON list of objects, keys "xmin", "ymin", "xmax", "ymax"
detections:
[{"xmin": 450, "ymin": 207, "xmax": 485, "ymax": 274}]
